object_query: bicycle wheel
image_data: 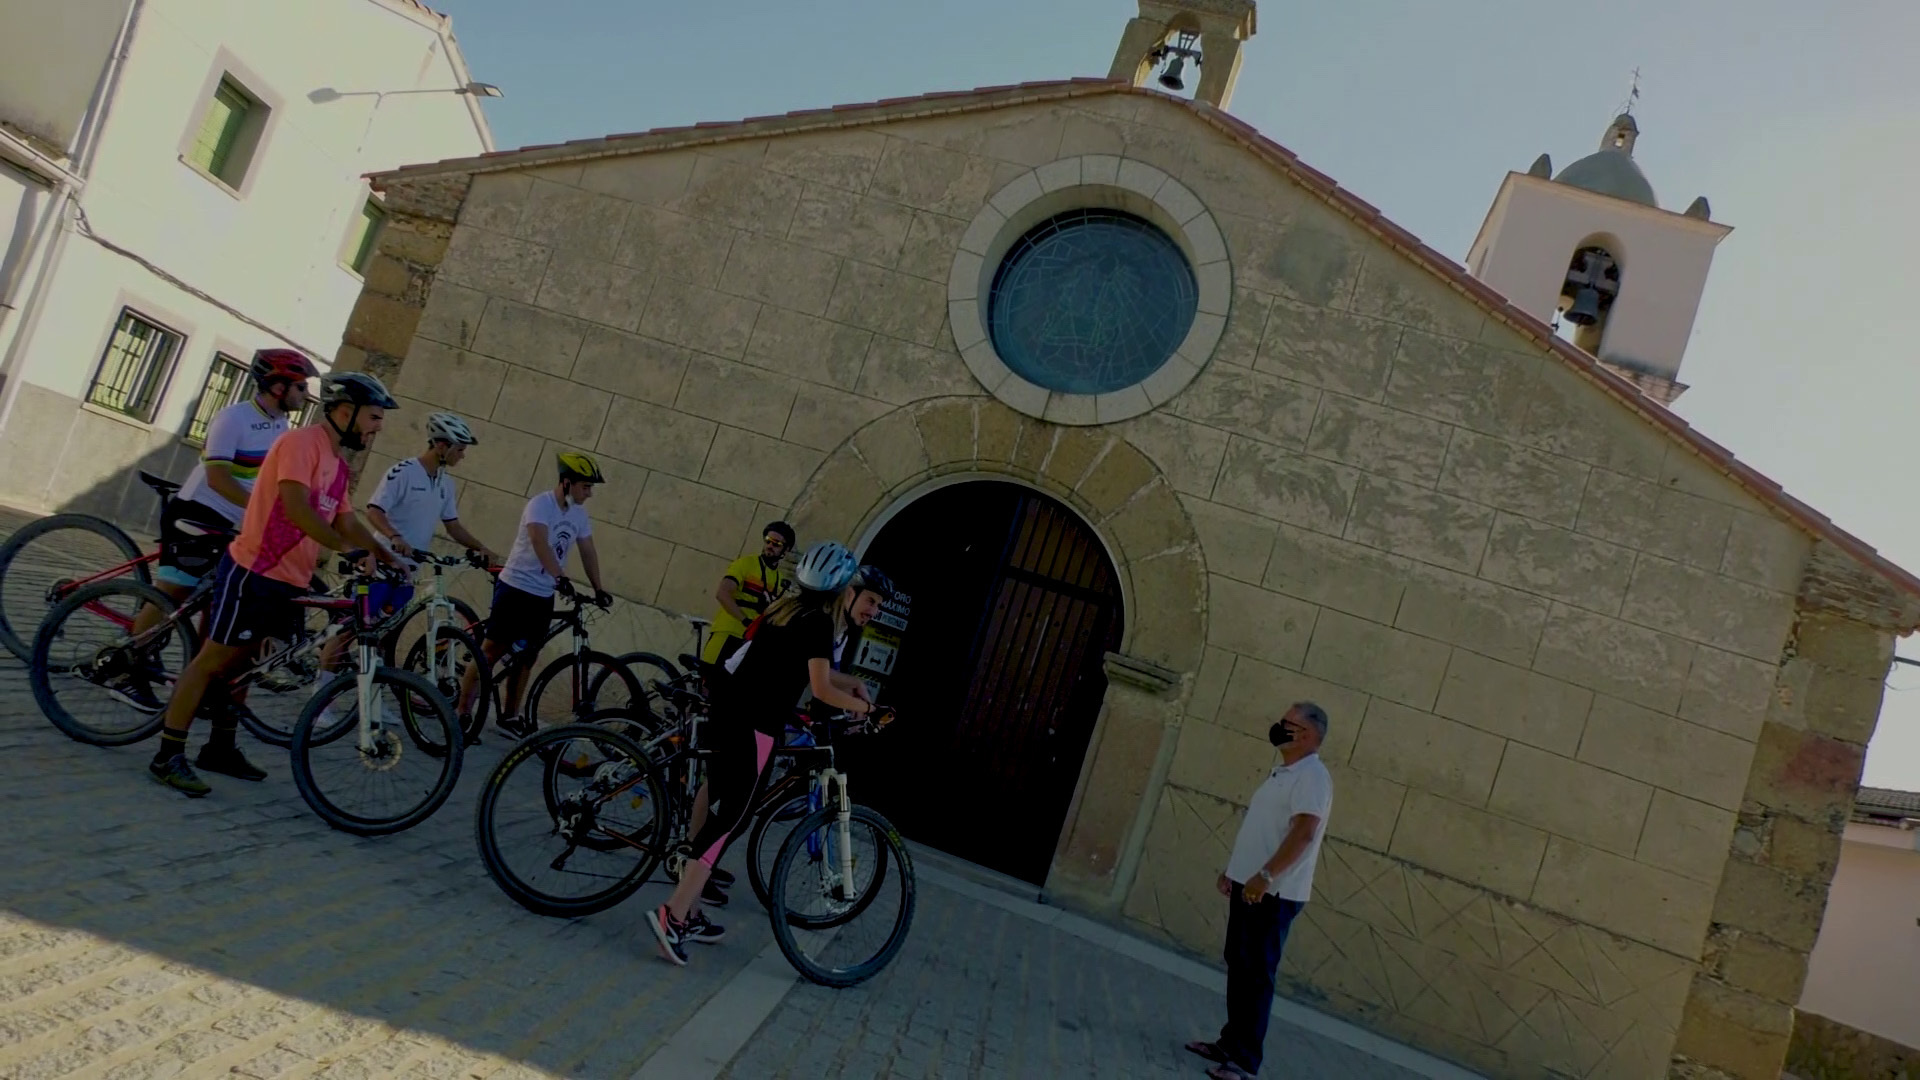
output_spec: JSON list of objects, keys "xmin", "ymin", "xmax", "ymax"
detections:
[
  {"xmin": 766, "ymin": 804, "xmax": 915, "ymax": 987},
  {"xmin": 29, "ymin": 580, "xmax": 196, "ymax": 746},
  {"xmin": 475, "ymin": 720, "xmax": 670, "ymax": 918},
  {"xmin": 289, "ymin": 666, "xmax": 462, "ymax": 836},
  {"xmin": 400, "ymin": 623, "xmax": 490, "ymax": 752},
  {"xmin": 232, "ymin": 609, "xmax": 345, "ymax": 748},
  {"xmin": 0, "ymin": 513, "xmax": 149, "ymax": 661},
  {"xmin": 524, "ymin": 649, "xmax": 644, "ymax": 729},
  {"xmin": 587, "ymin": 651, "xmax": 677, "ymax": 717},
  {"xmin": 746, "ymin": 791, "xmax": 813, "ymax": 912},
  {"xmin": 381, "ymin": 595, "xmax": 484, "ymax": 667}
]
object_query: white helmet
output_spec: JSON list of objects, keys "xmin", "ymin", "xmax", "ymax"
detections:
[
  {"xmin": 793, "ymin": 541, "xmax": 858, "ymax": 593},
  {"xmin": 426, "ymin": 412, "xmax": 476, "ymax": 446}
]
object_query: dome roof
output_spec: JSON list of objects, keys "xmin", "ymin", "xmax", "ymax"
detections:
[{"xmin": 1553, "ymin": 114, "xmax": 1659, "ymax": 208}]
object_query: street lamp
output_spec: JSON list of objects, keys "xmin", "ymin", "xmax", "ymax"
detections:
[{"xmin": 307, "ymin": 82, "xmax": 504, "ymax": 104}]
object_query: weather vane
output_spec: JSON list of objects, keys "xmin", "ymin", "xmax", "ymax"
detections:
[{"xmin": 1618, "ymin": 67, "xmax": 1642, "ymax": 117}]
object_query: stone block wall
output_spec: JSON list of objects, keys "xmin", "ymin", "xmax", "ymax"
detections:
[
  {"xmin": 1786, "ymin": 1010, "xmax": 1920, "ymax": 1080},
  {"xmin": 350, "ymin": 88, "xmax": 1892, "ymax": 1080}
]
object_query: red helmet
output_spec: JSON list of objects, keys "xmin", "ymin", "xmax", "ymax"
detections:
[{"xmin": 250, "ymin": 348, "xmax": 318, "ymax": 389}]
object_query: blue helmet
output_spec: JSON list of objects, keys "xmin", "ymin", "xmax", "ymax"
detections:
[{"xmin": 794, "ymin": 540, "xmax": 858, "ymax": 593}]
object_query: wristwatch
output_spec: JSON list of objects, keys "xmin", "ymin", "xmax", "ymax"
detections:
[{"xmin": 1253, "ymin": 869, "xmax": 1273, "ymax": 884}]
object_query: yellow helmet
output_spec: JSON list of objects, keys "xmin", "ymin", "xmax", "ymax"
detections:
[{"xmin": 556, "ymin": 451, "xmax": 604, "ymax": 484}]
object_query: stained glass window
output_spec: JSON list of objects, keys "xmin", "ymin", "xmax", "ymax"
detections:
[{"xmin": 987, "ymin": 210, "xmax": 1198, "ymax": 396}]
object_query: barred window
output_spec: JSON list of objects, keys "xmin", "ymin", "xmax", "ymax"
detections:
[
  {"xmin": 184, "ymin": 354, "xmax": 248, "ymax": 445},
  {"xmin": 87, "ymin": 309, "xmax": 184, "ymax": 422}
]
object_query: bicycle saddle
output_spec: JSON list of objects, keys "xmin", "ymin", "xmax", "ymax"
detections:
[
  {"xmin": 678, "ymin": 653, "xmax": 702, "ymax": 673},
  {"xmin": 139, "ymin": 471, "xmax": 181, "ymax": 498}
]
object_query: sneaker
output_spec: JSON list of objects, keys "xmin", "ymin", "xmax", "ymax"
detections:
[
  {"xmin": 148, "ymin": 754, "xmax": 210, "ymax": 797},
  {"xmin": 195, "ymin": 744, "xmax": 267, "ymax": 782},
  {"xmin": 710, "ymin": 867, "xmax": 735, "ymax": 888},
  {"xmin": 702, "ymin": 880, "xmax": 729, "ymax": 908},
  {"xmin": 101, "ymin": 672, "xmax": 162, "ymax": 713},
  {"xmin": 317, "ymin": 694, "xmax": 356, "ymax": 733},
  {"xmin": 683, "ymin": 910, "xmax": 726, "ymax": 944},
  {"xmin": 647, "ymin": 904, "xmax": 688, "ymax": 966},
  {"xmin": 496, "ymin": 714, "xmax": 535, "ymax": 740}
]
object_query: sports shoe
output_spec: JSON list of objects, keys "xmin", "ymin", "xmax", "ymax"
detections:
[
  {"xmin": 648, "ymin": 904, "xmax": 688, "ymax": 966},
  {"xmin": 195, "ymin": 744, "xmax": 267, "ymax": 782},
  {"xmin": 316, "ymin": 693, "xmax": 356, "ymax": 734},
  {"xmin": 148, "ymin": 754, "xmax": 210, "ymax": 797},
  {"xmin": 496, "ymin": 714, "xmax": 535, "ymax": 740},
  {"xmin": 101, "ymin": 672, "xmax": 162, "ymax": 713},
  {"xmin": 683, "ymin": 910, "xmax": 726, "ymax": 944},
  {"xmin": 710, "ymin": 867, "xmax": 735, "ymax": 888},
  {"xmin": 702, "ymin": 880, "xmax": 729, "ymax": 908}
]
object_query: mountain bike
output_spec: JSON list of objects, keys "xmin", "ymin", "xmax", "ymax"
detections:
[
  {"xmin": 288, "ymin": 565, "xmax": 464, "ymax": 836},
  {"xmin": 0, "ymin": 471, "xmax": 211, "ymax": 660}
]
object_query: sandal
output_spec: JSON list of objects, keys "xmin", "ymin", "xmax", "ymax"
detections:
[{"xmin": 1184, "ymin": 1040, "xmax": 1228, "ymax": 1064}]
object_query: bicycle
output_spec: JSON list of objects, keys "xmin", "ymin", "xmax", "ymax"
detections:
[
  {"xmin": 0, "ymin": 472, "xmax": 211, "ymax": 661},
  {"xmin": 288, "ymin": 562, "xmax": 464, "ymax": 836},
  {"xmin": 588, "ymin": 615, "xmax": 717, "ymax": 728},
  {"xmin": 27, "ymin": 547, "xmax": 471, "ymax": 749},
  {"xmin": 473, "ymin": 703, "xmax": 915, "ymax": 986},
  {"xmin": 477, "ymin": 582, "xmax": 645, "ymax": 739}
]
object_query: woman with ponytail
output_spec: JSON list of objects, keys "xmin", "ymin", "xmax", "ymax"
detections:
[{"xmin": 648, "ymin": 540, "xmax": 881, "ymax": 965}]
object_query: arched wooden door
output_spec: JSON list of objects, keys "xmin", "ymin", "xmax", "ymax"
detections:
[{"xmin": 856, "ymin": 481, "xmax": 1123, "ymax": 883}]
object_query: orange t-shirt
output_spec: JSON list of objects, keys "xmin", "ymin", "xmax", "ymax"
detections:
[{"xmin": 226, "ymin": 426, "xmax": 354, "ymax": 588}]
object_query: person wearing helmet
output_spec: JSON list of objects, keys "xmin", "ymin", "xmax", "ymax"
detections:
[
  {"xmin": 113, "ymin": 349, "xmax": 321, "ymax": 712},
  {"xmin": 699, "ymin": 520, "xmax": 796, "ymax": 666},
  {"xmin": 363, "ymin": 411, "xmax": 499, "ymax": 564},
  {"xmin": 649, "ymin": 540, "xmax": 877, "ymax": 965},
  {"xmin": 458, "ymin": 450, "xmax": 613, "ymax": 739},
  {"xmin": 147, "ymin": 370, "xmax": 407, "ymax": 797}
]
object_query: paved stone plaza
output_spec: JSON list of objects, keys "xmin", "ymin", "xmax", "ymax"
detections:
[{"xmin": 0, "ymin": 510, "xmax": 1469, "ymax": 1080}]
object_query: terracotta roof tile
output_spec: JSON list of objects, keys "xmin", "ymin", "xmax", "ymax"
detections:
[{"xmin": 366, "ymin": 78, "xmax": 1920, "ymax": 611}]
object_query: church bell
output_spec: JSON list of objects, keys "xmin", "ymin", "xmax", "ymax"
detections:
[
  {"xmin": 1558, "ymin": 246, "xmax": 1620, "ymax": 327},
  {"xmin": 1563, "ymin": 287, "xmax": 1603, "ymax": 326},
  {"xmin": 1158, "ymin": 56, "xmax": 1186, "ymax": 90}
]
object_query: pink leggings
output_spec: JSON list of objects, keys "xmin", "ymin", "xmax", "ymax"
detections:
[{"xmin": 691, "ymin": 726, "xmax": 777, "ymax": 868}]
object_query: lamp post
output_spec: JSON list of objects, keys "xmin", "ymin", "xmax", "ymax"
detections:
[{"xmin": 309, "ymin": 82, "xmax": 503, "ymax": 164}]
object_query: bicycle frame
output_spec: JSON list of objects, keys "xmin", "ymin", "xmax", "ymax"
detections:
[{"xmin": 56, "ymin": 550, "xmax": 161, "ymax": 613}]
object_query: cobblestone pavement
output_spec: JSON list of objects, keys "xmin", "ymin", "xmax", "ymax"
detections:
[{"xmin": 0, "ymin": 506, "xmax": 1452, "ymax": 1079}]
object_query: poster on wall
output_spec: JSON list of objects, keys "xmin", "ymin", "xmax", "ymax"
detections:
[{"xmin": 849, "ymin": 591, "xmax": 910, "ymax": 703}]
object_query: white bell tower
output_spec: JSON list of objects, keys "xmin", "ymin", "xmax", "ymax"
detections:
[{"xmin": 1465, "ymin": 110, "xmax": 1732, "ymax": 405}]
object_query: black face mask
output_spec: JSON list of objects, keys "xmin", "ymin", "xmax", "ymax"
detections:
[
  {"xmin": 1269, "ymin": 721, "xmax": 1293, "ymax": 747},
  {"xmin": 330, "ymin": 405, "xmax": 365, "ymax": 452}
]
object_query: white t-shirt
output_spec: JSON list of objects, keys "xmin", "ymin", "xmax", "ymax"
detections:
[
  {"xmin": 1225, "ymin": 753, "xmax": 1333, "ymax": 902},
  {"xmin": 177, "ymin": 399, "xmax": 288, "ymax": 522},
  {"xmin": 498, "ymin": 491, "xmax": 592, "ymax": 598},
  {"xmin": 367, "ymin": 457, "xmax": 459, "ymax": 552}
]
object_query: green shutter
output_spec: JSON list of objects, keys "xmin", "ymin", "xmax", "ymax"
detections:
[
  {"xmin": 349, "ymin": 200, "xmax": 386, "ymax": 273},
  {"xmin": 189, "ymin": 79, "xmax": 252, "ymax": 180}
]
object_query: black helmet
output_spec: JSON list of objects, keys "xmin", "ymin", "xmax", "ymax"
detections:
[
  {"xmin": 320, "ymin": 371, "xmax": 398, "ymax": 409},
  {"xmin": 764, "ymin": 520, "xmax": 796, "ymax": 548},
  {"xmin": 852, "ymin": 564, "xmax": 895, "ymax": 602}
]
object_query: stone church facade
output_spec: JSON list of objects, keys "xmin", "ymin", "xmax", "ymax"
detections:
[{"xmin": 335, "ymin": 20, "xmax": 1918, "ymax": 1079}]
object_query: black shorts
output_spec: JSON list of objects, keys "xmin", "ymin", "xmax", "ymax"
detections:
[
  {"xmin": 484, "ymin": 582, "xmax": 554, "ymax": 653},
  {"xmin": 157, "ymin": 497, "xmax": 235, "ymax": 583},
  {"xmin": 205, "ymin": 554, "xmax": 304, "ymax": 648}
]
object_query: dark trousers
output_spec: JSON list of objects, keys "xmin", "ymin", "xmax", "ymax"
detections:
[{"xmin": 1218, "ymin": 888, "xmax": 1304, "ymax": 1076}]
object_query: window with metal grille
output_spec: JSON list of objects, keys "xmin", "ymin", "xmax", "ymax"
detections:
[
  {"xmin": 345, "ymin": 198, "xmax": 386, "ymax": 275},
  {"xmin": 184, "ymin": 354, "xmax": 248, "ymax": 445},
  {"xmin": 87, "ymin": 309, "xmax": 184, "ymax": 422}
]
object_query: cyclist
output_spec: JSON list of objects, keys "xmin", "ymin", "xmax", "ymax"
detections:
[
  {"xmin": 363, "ymin": 411, "xmax": 500, "ymax": 563},
  {"xmin": 457, "ymin": 451, "xmax": 613, "ymax": 739},
  {"xmin": 649, "ymin": 541, "xmax": 880, "ymax": 965},
  {"xmin": 114, "ymin": 349, "xmax": 317, "ymax": 710},
  {"xmin": 677, "ymin": 562, "xmax": 896, "ymax": 912},
  {"xmin": 699, "ymin": 521, "xmax": 795, "ymax": 666},
  {"xmin": 147, "ymin": 372, "xmax": 409, "ymax": 797}
]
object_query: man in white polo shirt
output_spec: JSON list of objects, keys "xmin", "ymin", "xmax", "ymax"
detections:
[{"xmin": 1185, "ymin": 701, "xmax": 1334, "ymax": 1080}]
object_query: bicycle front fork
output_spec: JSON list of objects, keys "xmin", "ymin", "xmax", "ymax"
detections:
[{"xmin": 355, "ymin": 640, "xmax": 381, "ymax": 753}]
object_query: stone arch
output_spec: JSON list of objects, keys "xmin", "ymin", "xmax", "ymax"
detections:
[
  {"xmin": 788, "ymin": 395, "xmax": 1206, "ymax": 679},
  {"xmin": 787, "ymin": 395, "xmax": 1209, "ymax": 909}
]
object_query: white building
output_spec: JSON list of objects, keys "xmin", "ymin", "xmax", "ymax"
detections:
[{"xmin": 0, "ymin": 0, "xmax": 493, "ymax": 527}]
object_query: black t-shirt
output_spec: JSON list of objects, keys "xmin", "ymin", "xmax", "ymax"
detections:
[{"xmin": 719, "ymin": 607, "xmax": 835, "ymax": 735}]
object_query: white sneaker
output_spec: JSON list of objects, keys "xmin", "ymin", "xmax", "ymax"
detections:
[{"xmin": 318, "ymin": 694, "xmax": 356, "ymax": 731}]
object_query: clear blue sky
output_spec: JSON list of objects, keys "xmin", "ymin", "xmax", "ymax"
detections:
[{"xmin": 434, "ymin": 0, "xmax": 1920, "ymax": 788}]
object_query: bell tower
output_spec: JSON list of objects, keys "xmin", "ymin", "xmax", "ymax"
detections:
[
  {"xmin": 1109, "ymin": 0, "xmax": 1257, "ymax": 109},
  {"xmin": 1465, "ymin": 110, "xmax": 1733, "ymax": 405}
]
